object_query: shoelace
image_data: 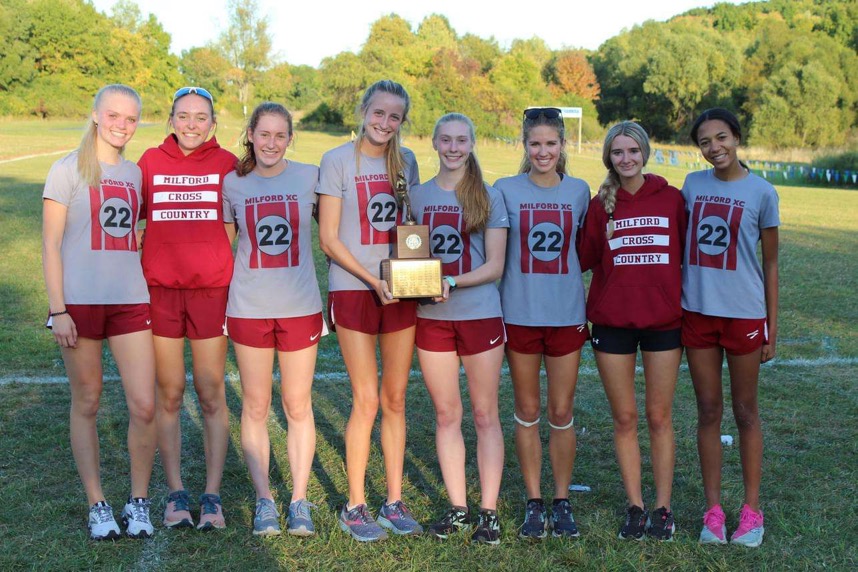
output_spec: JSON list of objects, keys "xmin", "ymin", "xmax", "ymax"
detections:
[
  {"xmin": 169, "ymin": 492, "xmax": 190, "ymax": 512},
  {"xmin": 479, "ymin": 512, "xmax": 499, "ymax": 531},
  {"xmin": 92, "ymin": 504, "xmax": 114, "ymax": 524},
  {"xmin": 525, "ymin": 502, "xmax": 544, "ymax": 524},
  {"xmin": 130, "ymin": 500, "xmax": 151, "ymax": 523},
  {"xmin": 627, "ymin": 506, "xmax": 645, "ymax": 526},
  {"xmin": 256, "ymin": 500, "xmax": 278, "ymax": 521},
  {"xmin": 553, "ymin": 501, "xmax": 572, "ymax": 520},
  {"xmin": 200, "ymin": 495, "xmax": 220, "ymax": 516},
  {"xmin": 704, "ymin": 508, "xmax": 724, "ymax": 529},
  {"xmin": 291, "ymin": 500, "xmax": 316, "ymax": 520},
  {"xmin": 387, "ymin": 501, "xmax": 413, "ymax": 520},
  {"xmin": 737, "ymin": 508, "xmax": 760, "ymax": 530}
]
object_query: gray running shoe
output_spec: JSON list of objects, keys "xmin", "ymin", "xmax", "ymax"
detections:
[
  {"xmin": 88, "ymin": 501, "xmax": 121, "ymax": 541},
  {"xmin": 122, "ymin": 497, "xmax": 154, "ymax": 539},
  {"xmin": 377, "ymin": 499, "xmax": 423, "ymax": 535},
  {"xmin": 338, "ymin": 503, "xmax": 388, "ymax": 542},
  {"xmin": 253, "ymin": 498, "xmax": 281, "ymax": 536},
  {"xmin": 287, "ymin": 499, "xmax": 316, "ymax": 537}
]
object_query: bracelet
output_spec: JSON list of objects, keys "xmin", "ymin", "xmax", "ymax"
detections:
[
  {"xmin": 49, "ymin": 310, "xmax": 69, "ymax": 317},
  {"xmin": 443, "ymin": 275, "xmax": 457, "ymax": 290}
]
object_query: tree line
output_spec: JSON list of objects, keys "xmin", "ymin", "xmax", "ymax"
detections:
[{"xmin": 1, "ymin": 0, "xmax": 855, "ymax": 148}]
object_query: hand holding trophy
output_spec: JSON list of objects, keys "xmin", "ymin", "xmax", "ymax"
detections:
[{"xmin": 380, "ymin": 173, "xmax": 443, "ymax": 298}]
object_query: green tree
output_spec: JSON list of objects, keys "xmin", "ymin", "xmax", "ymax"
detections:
[{"xmin": 218, "ymin": 0, "xmax": 272, "ymax": 113}]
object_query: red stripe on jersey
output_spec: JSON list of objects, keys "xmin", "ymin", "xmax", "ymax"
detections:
[
  {"xmin": 90, "ymin": 183, "xmax": 139, "ymax": 251},
  {"xmin": 355, "ymin": 177, "xmax": 394, "ymax": 245}
]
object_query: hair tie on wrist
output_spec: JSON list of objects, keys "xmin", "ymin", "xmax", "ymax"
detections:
[{"xmin": 49, "ymin": 310, "xmax": 69, "ymax": 317}]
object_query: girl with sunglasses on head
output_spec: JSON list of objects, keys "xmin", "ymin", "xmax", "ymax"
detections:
[
  {"xmin": 137, "ymin": 86, "xmax": 237, "ymax": 531},
  {"xmin": 317, "ymin": 79, "xmax": 422, "ymax": 542},
  {"xmin": 222, "ymin": 102, "xmax": 324, "ymax": 537},
  {"xmin": 42, "ymin": 84, "xmax": 157, "ymax": 540},
  {"xmin": 412, "ymin": 113, "xmax": 509, "ymax": 545},
  {"xmin": 682, "ymin": 108, "xmax": 778, "ymax": 548},
  {"xmin": 578, "ymin": 121, "xmax": 686, "ymax": 541},
  {"xmin": 494, "ymin": 107, "xmax": 590, "ymax": 540}
]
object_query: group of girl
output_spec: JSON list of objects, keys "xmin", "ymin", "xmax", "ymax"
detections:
[{"xmin": 42, "ymin": 80, "xmax": 778, "ymax": 548}]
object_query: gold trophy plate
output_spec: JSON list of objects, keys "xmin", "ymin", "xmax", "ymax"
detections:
[{"xmin": 380, "ymin": 258, "xmax": 443, "ymax": 299}]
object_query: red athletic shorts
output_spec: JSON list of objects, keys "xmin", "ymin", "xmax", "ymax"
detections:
[
  {"xmin": 227, "ymin": 313, "xmax": 324, "ymax": 352},
  {"xmin": 416, "ymin": 317, "xmax": 505, "ymax": 356},
  {"xmin": 149, "ymin": 286, "xmax": 228, "ymax": 339},
  {"xmin": 64, "ymin": 303, "xmax": 151, "ymax": 340},
  {"xmin": 682, "ymin": 310, "xmax": 768, "ymax": 355},
  {"xmin": 327, "ymin": 290, "xmax": 417, "ymax": 335},
  {"xmin": 505, "ymin": 323, "xmax": 589, "ymax": 357}
]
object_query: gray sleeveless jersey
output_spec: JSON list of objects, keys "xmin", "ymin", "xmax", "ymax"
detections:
[
  {"xmin": 316, "ymin": 141, "xmax": 419, "ymax": 291},
  {"xmin": 494, "ymin": 173, "xmax": 590, "ymax": 326},
  {"xmin": 681, "ymin": 170, "xmax": 780, "ymax": 319},
  {"xmin": 409, "ymin": 178, "xmax": 509, "ymax": 321},
  {"xmin": 43, "ymin": 152, "xmax": 149, "ymax": 304},
  {"xmin": 223, "ymin": 162, "xmax": 322, "ymax": 318}
]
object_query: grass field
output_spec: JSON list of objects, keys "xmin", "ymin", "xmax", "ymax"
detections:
[{"xmin": 0, "ymin": 120, "xmax": 856, "ymax": 571}]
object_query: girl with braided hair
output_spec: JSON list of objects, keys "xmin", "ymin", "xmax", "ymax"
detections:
[{"xmin": 578, "ymin": 121, "xmax": 686, "ymax": 541}]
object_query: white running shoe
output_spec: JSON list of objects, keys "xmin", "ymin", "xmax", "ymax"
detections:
[
  {"xmin": 122, "ymin": 497, "xmax": 154, "ymax": 539},
  {"xmin": 88, "ymin": 501, "xmax": 121, "ymax": 541}
]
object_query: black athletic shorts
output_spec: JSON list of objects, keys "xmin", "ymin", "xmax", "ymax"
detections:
[{"xmin": 590, "ymin": 324, "xmax": 682, "ymax": 354}]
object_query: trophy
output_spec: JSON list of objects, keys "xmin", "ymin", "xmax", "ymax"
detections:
[{"xmin": 380, "ymin": 174, "xmax": 443, "ymax": 298}]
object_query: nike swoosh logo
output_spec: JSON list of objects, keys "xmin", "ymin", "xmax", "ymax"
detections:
[
  {"xmin": 146, "ymin": 320, "xmax": 151, "ymax": 325},
  {"xmin": 490, "ymin": 335, "xmax": 501, "ymax": 345},
  {"xmin": 310, "ymin": 332, "xmax": 320, "ymax": 341}
]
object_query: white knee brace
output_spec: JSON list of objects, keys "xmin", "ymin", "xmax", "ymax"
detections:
[
  {"xmin": 549, "ymin": 416, "xmax": 574, "ymax": 430},
  {"xmin": 513, "ymin": 413, "xmax": 540, "ymax": 427}
]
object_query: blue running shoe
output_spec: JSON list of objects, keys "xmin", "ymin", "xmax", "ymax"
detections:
[
  {"xmin": 287, "ymin": 499, "xmax": 316, "ymax": 537},
  {"xmin": 253, "ymin": 498, "xmax": 281, "ymax": 536},
  {"xmin": 378, "ymin": 499, "xmax": 423, "ymax": 535},
  {"xmin": 550, "ymin": 499, "xmax": 580, "ymax": 538},
  {"xmin": 339, "ymin": 504, "xmax": 388, "ymax": 542}
]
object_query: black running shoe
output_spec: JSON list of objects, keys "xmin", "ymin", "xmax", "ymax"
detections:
[
  {"xmin": 427, "ymin": 506, "xmax": 470, "ymax": 539},
  {"xmin": 472, "ymin": 509, "xmax": 500, "ymax": 545},
  {"xmin": 550, "ymin": 499, "xmax": 580, "ymax": 538},
  {"xmin": 647, "ymin": 506, "xmax": 675, "ymax": 541},
  {"xmin": 619, "ymin": 505, "xmax": 648, "ymax": 540},
  {"xmin": 519, "ymin": 499, "xmax": 547, "ymax": 539}
]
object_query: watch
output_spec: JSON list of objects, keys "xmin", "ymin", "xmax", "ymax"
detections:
[{"xmin": 443, "ymin": 275, "xmax": 457, "ymax": 290}]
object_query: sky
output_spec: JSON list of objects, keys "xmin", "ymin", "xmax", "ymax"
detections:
[{"xmin": 93, "ymin": 0, "xmax": 749, "ymax": 67}]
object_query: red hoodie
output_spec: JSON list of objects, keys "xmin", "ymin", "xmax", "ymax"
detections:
[
  {"xmin": 579, "ymin": 174, "xmax": 687, "ymax": 330},
  {"xmin": 138, "ymin": 135, "xmax": 237, "ymax": 289}
]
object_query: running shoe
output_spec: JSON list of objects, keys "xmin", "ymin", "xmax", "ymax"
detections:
[
  {"xmin": 287, "ymin": 499, "xmax": 316, "ymax": 537},
  {"xmin": 730, "ymin": 504, "xmax": 764, "ymax": 548},
  {"xmin": 427, "ymin": 506, "xmax": 471, "ymax": 539},
  {"xmin": 88, "ymin": 501, "xmax": 121, "ymax": 541},
  {"xmin": 699, "ymin": 504, "xmax": 727, "ymax": 545},
  {"xmin": 338, "ymin": 504, "xmax": 388, "ymax": 542},
  {"xmin": 550, "ymin": 499, "xmax": 580, "ymax": 538},
  {"xmin": 647, "ymin": 506, "xmax": 675, "ymax": 541},
  {"xmin": 519, "ymin": 499, "xmax": 547, "ymax": 539},
  {"xmin": 472, "ymin": 509, "xmax": 501, "ymax": 545},
  {"xmin": 122, "ymin": 497, "xmax": 154, "ymax": 539},
  {"xmin": 197, "ymin": 493, "xmax": 225, "ymax": 531},
  {"xmin": 618, "ymin": 505, "xmax": 648, "ymax": 540},
  {"xmin": 163, "ymin": 489, "xmax": 193, "ymax": 529},
  {"xmin": 253, "ymin": 498, "xmax": 281, "ymax": 536},
  {"xmin": 377, "ymin": 499, "xmax": 423, "ymax": 535}
]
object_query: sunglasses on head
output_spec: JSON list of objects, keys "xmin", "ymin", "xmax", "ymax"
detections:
[
  {"xmin": 523, "ymin": 107, "xmax": 563, "ymax": 121},
  {"xmin": 173, "ymin": 86, "xmax": 214, "ymax": 103}
]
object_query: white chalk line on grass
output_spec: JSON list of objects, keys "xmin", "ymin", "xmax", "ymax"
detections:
[
  {"xmin": 2, "ymin": 355, "xmax": 856, "ymax": 386},
  {"xmin": 0, "ymin": 149, "xmax": 74, "ymax": 165}
]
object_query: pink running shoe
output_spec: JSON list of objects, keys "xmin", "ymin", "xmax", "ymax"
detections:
[
  {"xmin": 731, "ymin": 504, "xmax": 764, "ymax": 547},
  {"xmin": 699, "ymin": 504, "xmax": 727, "ymax": 544}
]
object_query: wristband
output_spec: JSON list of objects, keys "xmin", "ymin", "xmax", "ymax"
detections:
[
  {"xmin": 443, "ymin": 275, "xmax": 457, "ymax": 290},
  {"xmin": 49, "ymin": 310, "xmax": 69, "ymax": 317}
]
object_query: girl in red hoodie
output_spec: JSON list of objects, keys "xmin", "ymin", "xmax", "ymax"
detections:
[
  {"xmin": 137, "ymin": 87, "xmax": 237, "ymax": 531},
  {"xmin": 579, "ymin": 121, "xmax": 686, "ymax": 541}
]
